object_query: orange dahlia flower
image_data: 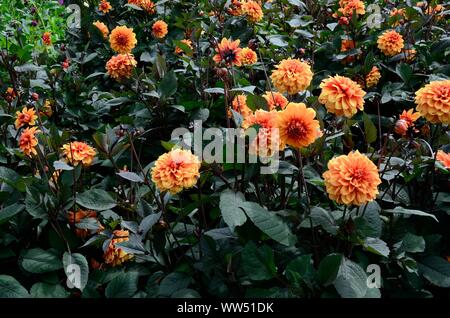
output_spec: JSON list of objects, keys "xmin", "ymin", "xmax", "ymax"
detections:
[
  {"xmin": 400, "ymin": 108, "xmax": 421, "ymax": 126},
  {"xmin": 338, "ymin": 0, "xmax": 365, "ymax": 17},
  {"xmin": 213, "ymin": 38, "xmax": 242, "ymax": 66},
  {"xmin": 377, "ymin": 30, "xmax": 404, "ymax": 56},
  {"xmin": 68, "ymin": 209, "xmax": 104, "ymax": 238},
  {"xmin": 402, "ymin": 49, "xmax": 416, "ymax": 63},
  {"xmin": 243, "ymin": 109, "xmax": 283, "ymax": 156},
  {"xmin": 276, "ymin": 102, "xmax": 322, "ymax": 149},
  {"xmin": 394, "ymin": 119, "xmax": 409, "ymax": 136},
  {"xmin": 128, "ymin": 0, "xmax": 156, "ymax": 14},
  {"xmin": 15, "ymin": 107, "xmax": 37, "ymax": 129},
  {"xmin": 323, "ymin": 151, "xmax": 381, "ymax": 206},
  {"xmin": 104, "ymin": 230, "xmax": 134, "ymax": 267},
  {"xmin": 61, "ymin": 141, "xmax": 97, "ymax": 166},
  {"xmin": 270, "ymin": 58, "xmax": 313, "ymax": 95},
  {"xmin": 109, "ymin": 26, "xmax": 137, "ymax": 54},
  {"xmin": 41, "ymin": 100, "xmax": 53, "ymax": 117},
  {"xmin": 239, "ymin": 47, "xmax": 258, "ymax": 65},
  {"xmin": 242, "ymin": 1, "xmax": 264, "ymax": 22},
  {"xmin": 231, "ymin": 95, "xmax": 252, "ymax": 118},
  {"xmin": 415, "ymin": 80, "xmax": 450, "ymax": 124},
  {"xmin": 19, "ymin": 127, "xmax": 40, "ymax": 157},
  {"xmin": 98, "ymin": 0, "xmax": 112, "ymax": 13},
  {"xmin": 152, "ymin": 20, "xmax": 168, "ymax": 39},
  {"xmin": 390, "ymin": 8, "xmax": 406, "ymax": 26},
  {"xmin": 151, "ymin": 148, "xmax": 201, "ymax": 194},
  {"xmin": 106, "ymin": 54, "xmax": 137, "ymax": 80},
  {"xmin": 319, "ymin": 75, "xmax": 366, "ymax": 118},
  {"xmin": 436, "ymin": 150, "xmax": 450, "ymax": 169},
  {"xmin": 4, "ymin": 87, "xmax": 17, "ymax": 102},
  {"xmin": 93, "ymin": 21, "xmax": 109, "ymax": 39},
  {"xmin": 365, "ymin": 66, "xmax": 381, "ymax": 88},
  {"xmin": 175, "ymin": 39, "xmax": 193, "ymax": 55},
  {"xmin": 42, "ymin": 32, "xmax": 52, "ymax": 46},
  {"xmin": 262, "ymin": 91, "xmax": 288, "ymax": 110}
]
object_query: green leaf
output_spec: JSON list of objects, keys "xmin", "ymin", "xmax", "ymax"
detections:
[
  {"xmin": 363, "ymin": 113, "xmax": 377, "ymax": 144},
  {"xmin": 0, "ymin": 166, "xmax": 25, "ymax": 192},
  {"xmin": 0, "ymin": 203, "xmax": 24, "ymax": 225},
  {"xmin": 361, "ymin": 201, "xmax": 382, "ymax": 237},
  {"xmin": 0, "ymin": 275, "xmax": 29, "ymax": 298},
  {"xmin": 53, "ymin": 160, "xmax": 73, "ymax": 171},
  {"xmin": 239, "ymin": 201, "xmax": 297, "ymax": 246},
  {"xmin": 21, "ymin": 248, "xmax": 63, "ymax": 274},
  {"xmin": 285, "ymin": 254, "xmax": 316, "ymax": 287},
  {"xmin": 105, "ymin": 272, "xmax": 139, "ymax": 298},
  {"xmin": 30, "ymin": 283, "xmax": 69, "ymax": 298},
  {"xmin": 241, "ymin": 242, "xmax": 276, "ymax": 281},
  {"xmin": 396, "ymin": 63, "xmax": 413, "ymax": 83},
  {"xmin": 318, "ymin": 253, "xmax": 343, "ymax": 285},
  {"xmin": 76, "ymin": 189, "xmax": 117, "ymax": 211},
  {"xmin": 401, "ymin": 233, "xmax": 426, "ymax": 253},
  {"xmin": 219, "ymin": 190, "xmax": 247, "ymax": 232},
  {"xmin": 362, "ymin": 237, "xmax": 390, "ymax": 257},
  {"xmin": 117, "ymin": 171, "xmax": 144, "ymax": 183},
  {"xmin": 159, "ymin": 70, "xmax": 178, "ymax": 99},
  {"xmin": 334, "ymin": 258, "xmax": 368, "ymax": 298},
  {"xmin": 246, "ymin": 94, "xmax": 268, "ymax": 111},
  {"xmin": 310, "ymin": 207, "xmax": 338, "ymax": 235},
  {"xmin": 418, "ymin": 256, "xmax": 450, "ymax": 288},
  {"xmin": 139, "ymin": 212, "xmax": 162, "ymax": 237},
  {"xmin": 384, "ymin": 207, "xmax": 438, "ymax": 222},
  {"xmin": 171, "ymin": 288, "xmax": 201, "ymax": 298},
  {"xmin": 63, "ymin": 252, "xmax": 89, "ymax": 291},
  {"xmin": 158, "ymin": 272, "xmax": 191, "ymax": 297}
]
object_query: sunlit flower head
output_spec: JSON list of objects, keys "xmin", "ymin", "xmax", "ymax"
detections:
[
  {"xmin": 400, "ymin": 108, "xmax": 421, "ymax": 126},
  {"xmin": 276, "ymin": 102, "xmax": 322, "ymax": 149},
  {"xmin": 61, "ymin": 141, "xmax": 97, "ymax": 166},
  {"xmin": 109, "ymin": 25, "xmax": 137, "ymax": 54},
  {"xmin": 213, "ymin": 38, "xmax": 242, "ymax": 66},
  {"xmin": 319, "ymin": 75, "xmax": 366, "ymax": 118},
  {"xmin": 175, "ymin": 39, "xmax": 193, "ymax": 55},
  {"xmin": 128, "ymin": 0, "xmax": 156, "ymax": 14},
  {"xmin": 338, "ymin": 0, "xmax": 365, "ymax": 17},
  {"xmin": 93, "ymin": 21, "xmax": 109, "ymax": 39},
  {"xmin": 323, "ymin": 150, "xmax": 381, "ymax": 206},
  {"xmin": 415, "ymin": 80, "xmax": 450, "ymax": 124},
  {"xmin": 152, "ymin": 20, "xmax": 168, "ymax": 39},
  {"xmin": 270, "ymin": 58, "xmax": 313, "ymax": 95},
  {"xmin": 366, "ymin": 66, "xmax": 381, "ymax": 88},
  {"xmin": 42, "ymin": 32, "xmax": 52, "ymax": 46},
  {"xmin": 242, "ymin": 1, "xmax": 264, "ymax": 22},
  {"xmin": 106, "ymin": 54, "xmax": 137, "ymax": 80},
  {"xmin": 104, "ymin": 230, "xmax": 134, "ymax": 267},
  {"xmin": 15, "ymin": 107, "xmax": 37, "ymax": 129},
  {"xmin": 239, "ymin": 47, "xmax": 258, "ymax": 65},
  {"xmin": 377, "ymin": 30, "xmax": 404, "ymax": 56},
  {"xmin": 151, "ymin": 148, "xmax": 201, "ymax": 194},
  {"xmin": 231, "ymin": 95, "xmax": 252, "ymax": 118},
  {"xmin": 19, "ymin": 127, "xmax": 40, "ymax": 157},
  {"xmin": 436, "ymin": 150, "xmax": 450, "ymax": 169},
  {"xmin": 98, "ymin": 0, "xmax": 112, "ymax": 13},
  {"xmin": 68, "ymin": 209, "xmax": 103, "ymax": 238},
  {"xmin": 262, "ymin": 91, "xmax": 288, "ymax": 111}
]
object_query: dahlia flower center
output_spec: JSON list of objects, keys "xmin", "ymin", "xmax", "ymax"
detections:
[
  {"xmin": 350, "ymin": 167, "xmax": 366, "ymax": 183},
  {"xmin": 116, "ymin": 34, "xmax": 128, "ymax": 46},
  {"xmin": 287, "ymin": 120, "xmax": 307, "ymax": 139},
  {"xmin": 223, "ymin": 49, "xmax": 237, "ymax": 63}
]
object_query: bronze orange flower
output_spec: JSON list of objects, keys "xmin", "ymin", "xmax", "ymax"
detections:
[
  {"xmin": 15, "ymin": 107, "xmax": 37, "ymax": 129},
  {"xmin": 19, "ymin": 127, "xmax": 40, "ymax": 157},
  {"xmin": 109, "ymin": 26, "xmax": 137, "ymax": 54},
  {"xmin": 106, "ymin": 54, "xmax": 137, "ymax": 80},
  {"xmin": 152, "ymin": 20, "xmax": 168, "ymax": 39},
  {"xmin": 93, "ymin": 21, "xmax": 109, "ymax": 39},
  {"xmin": 239, "ymin": 47, "xmax": 258, "ymax": 65},
  {"xmin": 415, "ymin": 80, "xmax": 450, "ymax": 124},
  {"xmin": 262, "ymin": 91, "xmax": 288, "ymax": 110},
  {"xmin": 213, "ymin": 38, "xmax": 242, "ymax": 66},
  {"xmin": 270, "ymin": 58, "xmax": 313, "ymax": 95},
  {"xmin": 61, "ymin": 141, "xmax": 97, "ymax": 166},
  {"xmin": 377, "ymin": 30, "xmax": 404, "ymax": 56},
  {"xmin": 436, "ymin": 150, "xmax": 450, "ymax": 169},
  {"xmin": 104, "ymin": 230, "xmax": 134, "ymax": 267}
]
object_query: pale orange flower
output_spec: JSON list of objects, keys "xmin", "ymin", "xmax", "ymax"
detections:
[
  {"xmin": 104, "ymin": 230, "xmax": 134, "ymax": 267},
  {"xmin": 152, "ymin": 20, "xmax": 168, "ymax": 39},
  {"xmin": 394, "ymin": 119, "xmax": 409, "ymax": 136},
  {"xmin": 242, "ymin": 1, "xmax": 264, "ymax": 22},
  {"xmin": 15, "ymin": 107, "xmax": 37, "ymax": 129},
  {"xmin": 68, "ymin": 209, "xmax": 104, "ymax": 238},
  {"xmin": 319, "ymin": 75, "xmax": 366, "ymax": 118},
  {"xmin": 436, "ymin": 150, "xmax": 450, "ymax": 169},
  {"xmin": 213, "ymin": 38, "xmax": 242, "ymax": 66},
  {"xmin": 415, "ymin": 80, "xmax": 450, "ymax": 124},
  {"xmin": 270, "ymin": 59, "xmax": 313, "ymax": 95},
  {"xmin": 98, "ymin": 0, "xmax": 112, "ymax": 13},
  {"xmin": 276, "ymin": 102, "xmax": 322, "ymax": 149},
  {"xmin": 19, "ymin": 127, "xmax": 40, "ymax": 157},
  {"xmin": 366, "ymin": 66, "xmax": 381, "ymax": 88},
  {"xmin": 400, "ymin": 108, "xmax": 421, "ymax": 126},
  {"xmin": 323, "ymin": 151, "xmax": 381, "ymax": 206},
  {"xmin": 61, "ymin": 141, "xmax": 97, "ymax": 166},
  {"xmin": 239, "ymin": 47, "xmax": 258, "ymax": 65},
  {"xmin": 128, "ymin": 0, "xmax": 156, "ymax": 14},
  {"xmin": 417, "ymin": 1, "xmax": 444, "ymax": 15},
  {"xmin": 175, "ymin": 39, "xmax": 193, "ymax": 55},
  {"xmin": 338, "ymin": 0, "xmax": 365, "ymax": 17},
  {"xmin": 377, "ymin": 30, "xmax": 404, "ymax": 56},
  {"xmin": 106, "ymin": 54, "xmax": 137, "ymax": 80},
  {"xmin": 390, "ymin": 8, "xmax": 406, "ymax": 26},
  {"xmin": 42, "ymin": 32, "xmax": 52, "ymax": 46},
  {"xmin": 151, "ymin": 148, "xmax": 201, "ymax": 194},
  {"xmin": 93, "ymin": 21, "xmax": 109, "ymax": 39},
  {"xmin": 109, "ymin": 26, "xmax": 137, "ymax": 54},
  {"xmin": 243, "ymin": 109, "xmax": 283, "ymax": 156},
  {"xmin": 262, "ymin": 91, "xmax": 288, "ymax": 110},
  {"xmin": 231, "ymin": 95, "xmax": 252, "ymax": 118}
]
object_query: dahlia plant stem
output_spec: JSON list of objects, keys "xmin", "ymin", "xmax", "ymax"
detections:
[{"xmin": 296, "ymin": 149, "xmax": 311, "ymax": 214}]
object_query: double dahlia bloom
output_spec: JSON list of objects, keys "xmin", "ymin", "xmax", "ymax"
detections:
[
  {"xmin": 270, "ymin": 58, "xmax": 313, "ymax": 95},
  {"xmin": 323, "ymin": 151, "xmax": 381, "ymax": 206},
  {"xmin": 232, "ymin": 95, "xmax": 252, "ymax": 118},
  {"xmin": 175, "ymin": 39, "xmax": 193, "ymax": 55},
  {"xmin": 104, "ymin": 230, "xmax": 134, "ymax": 267},
  {"xmin": 239, "ymin": 47, "xmax": 258, "ymax": 65},
  {"xmin": 15, "ymin": 107, "xmax": 37, "ymax": 129},
  {"xmin": 61, "ymin": 141, "xmax": 97, "ymax": 166},
  {"xmin": 42, "ymin": 32, "xmax": 52, "ymax": 46},
  {"xmin": 68, "ymin": 209, "xmax": 103, "ymax": 238},
  {"xmin": 106, "ymin": 54, "xmax": 137, "ymax": 80},
  {"xmin": 93, "ymin": 21, "xmax": 109, "ymax": 39},
  {"xmin": 365, "ymin": 66, "xmax": 381, "ymax": 88},
  {"xmin": 242, "ymin": 1, "xmax": 264, "ymax": 22},
  {"xmin": 152, "ymin": 20, "xmax": 168, "ymax": 39},
  {"xmin": 415, "ymin": 80, "xmax": 450, "ymax": 124},
  {"xmin": 151, "ymin": 148, "xmax": 201, "ymax": 194},
  {"xmin": 437, "ymin": 150, "xmax": 450, "ymax": 169},
  {"xmin": 262, "ymin": 91, "xmax": 288, "ymax": 111},
  {"xmin": 109, "ymin": 26, "xmax": 137, "ymax": 54},
  {"xmin": 319, "ymin": 75, "xmax": 366, "ymax": 118},
  {"xmin": 377, "ymin": 30, "xmax": 404, "ymax": 56},
  {"xmin": 337, "ymin": 0, "xmax": 365, "ymax": 17},
  {"xmin": 19, "ymin": 127, "xmax": 40, "ymax": 157}
]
